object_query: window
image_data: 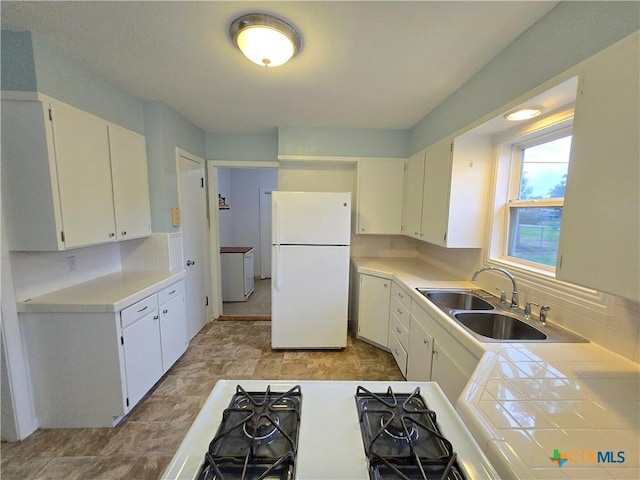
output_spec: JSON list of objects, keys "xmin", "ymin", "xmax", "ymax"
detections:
[
  {"xmin": 488, "ymin": 109, "xmax": 574, "ymax": 275},
  {"xmin": 506, "ymin": 132, "xmax": 571, "ymax": 268}
]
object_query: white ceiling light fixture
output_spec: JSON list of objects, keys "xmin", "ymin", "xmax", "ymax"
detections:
[
  {"xmin": 230, "ymin": 13, "xmax": 301, "ymax": 68},
  {"xmin": 504, "ymin": 106, "xmax": 543, "ymax": 121}
]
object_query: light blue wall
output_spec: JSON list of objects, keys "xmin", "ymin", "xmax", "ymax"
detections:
[
  {"xmin": 144, "ymin": 102, "xmax": 206, "ymax": 233},
  {"xmin": 1, "ymin": 31, "xmax": 37, "ymax": 92},
  {"xmin": 410, "ymin": 1, "xmax": 640, "ymax": 154},
  {"xmin": 278, "ymin": 127, "xmax": 410, "ymax": 158},
  {"xmin": 30, "ymin": 33, "xmax": 145, "ymax": 134},
  {"xmin": 206, "ymin": 133, "xmax": 278, "ymax": 161}
]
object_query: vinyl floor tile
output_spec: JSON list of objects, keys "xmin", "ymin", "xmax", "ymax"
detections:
[{"xmin": 1, "ymin": 319, "xmax": 403, "ymax": 479}]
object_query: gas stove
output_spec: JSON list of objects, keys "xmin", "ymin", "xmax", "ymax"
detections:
[{"xmin": 162, "ymin": 380, "xmax": 499, "ymax": 480}]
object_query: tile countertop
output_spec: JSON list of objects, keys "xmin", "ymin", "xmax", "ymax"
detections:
[
  {"xmin": 17, "ymin": 270, "xmax": 186, "ymax": 314},
  {"xmin": 351, "ymin": 257, "xmax": 640, "ymax": 480}
]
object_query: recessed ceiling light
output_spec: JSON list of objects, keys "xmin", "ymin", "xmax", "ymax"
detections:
[
  {"xmin": 504, "ymin": 107, "xmax": 543, "ymax": 121},
  {"xmin": 230, "ymin": 13, "xmax": 301, "ymax": 68}
]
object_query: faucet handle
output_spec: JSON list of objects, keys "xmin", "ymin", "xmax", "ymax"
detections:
[
  {"xmin": 495, "ymin": 288, "xmax": 507, "ymax": 304},
  {"xmin": 539, "ymin": 305, "xmax": 551, "ymax": 324},
  {"xmin": 524, "ymin": 301, "xmax": 539, "ymax": 317}
]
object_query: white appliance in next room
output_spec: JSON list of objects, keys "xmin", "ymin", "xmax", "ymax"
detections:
[{"xmin": 271, "ymin": 191, "xmax": 351, "ymax": 349}]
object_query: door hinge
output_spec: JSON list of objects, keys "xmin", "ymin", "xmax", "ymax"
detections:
[
  {"xmin": 126, "ymin": 397, "xmax": 129, "ymax": 407},
  {"xmin": 450, "ymin": 141, "xmax": 454, "ymax": 153},
  {"xmin": 120, "ymin": 336, "xmax": 124, "ymax": 345},
  {"xmin": 579, "ymin": 78, "xmax": 585, "ymax": 95},
  {"xmin": 443, "ymin": 232, "xmax": 447, "ymax": 243},
  {"xmin": 61, "ymin": 231, "xmax": 65, "ymax": 242},
  {"xmin": 558, "ymin": 255, "xmax": 563, "ymax": 269},
  {"xmin": 48, "ymin": 108, "xmax": 53, "ymax": 121},
  {"xmin": 205, "ymin": 296, "xmax": 209, "ymax": 306},
  {"xmin": 201, "ymin": 177, "xmax": 204, "ymax": 188}
]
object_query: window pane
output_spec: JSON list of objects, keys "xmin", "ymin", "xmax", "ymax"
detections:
[
  {"xmin": 519, "ymin": 136, "xmax": 571, "ymax": 200},
  {"xmin": 507, "ymin": 207, "xmax": 562, "ymax": 267}
]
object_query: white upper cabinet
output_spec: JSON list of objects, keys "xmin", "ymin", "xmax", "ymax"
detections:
[
  {"xmin": 403, "ymin": 150, "xmax": 426, "ymax": 239},
  {"xmin": 356, "ymin": 158, "xmax": 406, "ymax": 235},
  {"xmin": 557, "ymin": 32, "xmax": 639, "ymax": 301},
  {"xmin": 52, "ymin": 102, "xmax": 117, "ymax": 248},
  {"xmin": 410, "ymin": 133, "xmax": 492, "ymax": 247},
  {"xmin": 109, "ymin": 124, "xmax": 152, "ymax": 241},
  {"xmin": 1, "ymin": 96, "xmax": 152, "ymax": 251}
]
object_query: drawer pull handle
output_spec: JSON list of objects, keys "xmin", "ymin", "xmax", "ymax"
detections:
[
  {"xmin": 153, "ymin": 315, "xmax": 159, "ymax": 320},
  {"xmin": 168, "ymin": 289, "xmax": 176, "ymax": 295},
  {"xmin": 424, "ymin": 339, "xmax": 429, "ymax": 345},
  {"xmin": 399, "ymin": 292, "xmax": 404, "ymax": 298},
  {"xmin": 397, "ymin": 308, "xmax": 402, "ymax": 314},
  {"xmin": 163, "ymin": 309, "xmax": 168, "ymax": 314},
  {"xmin": 394, "ymin": 349, "xmax": 400, "ymax": 356},
  {"xmin": 396, "ymin": 327, "xmax": 401, "ymax": 333},
  {"xmin": 137, "ymin": 305, "xmax": 148, "ymax": 313}
]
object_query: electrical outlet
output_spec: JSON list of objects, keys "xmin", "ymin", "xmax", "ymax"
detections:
[{"xmin": 66, "ymin": 256, "xmax": 77, "ymax": 270}]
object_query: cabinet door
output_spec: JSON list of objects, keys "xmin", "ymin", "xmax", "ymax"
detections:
[
  {"xmin": 109, "ymin": 125, "xmax": 152, "ymax": 241},
  {"xmin": 420, "ymin": 137, "xmax": 452, "ymax": 246},
  {"xmin": 51, "ymin": 102, "xmax": 116, "ymax": 248},
  {"xmin": 557, "ymin": 33, "xmax": 639, "ymax": 301},
  {"xmin": 357, "ymin": 274, "xmax": 391, "ymax": 347},
  {"xmin": 406, "ymin": 317, "xmax": 433, "ymax": 382},
  {"xmin": 403, "ymin": 150, "xmax": 426, "ymax": 239},
  {"xmin": 430, "ymin": 340, "xmax": 469, "ymax": 404},
  {"xmin": 122, "ymin": 310, "xmax": 163, "ymax": 409},
  {"xmin": 159, "ymin": 294, "xmax": 187, "ymax": 372},
  {"xmin": 356, "ymin": 159, "xmax": 405, "ymax": 234}
]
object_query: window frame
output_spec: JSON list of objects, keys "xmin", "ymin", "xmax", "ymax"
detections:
[{"xmin": 489, "ymin": 108, "xmax": 574, "ymax": 277}]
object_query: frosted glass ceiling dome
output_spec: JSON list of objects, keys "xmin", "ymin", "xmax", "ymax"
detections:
[{"xmin": 230, "ymin": 13, "xmax": 302, "ymax": 68}]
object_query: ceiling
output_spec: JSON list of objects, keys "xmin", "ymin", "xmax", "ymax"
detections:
[{"xmin": 1, "ymin": 1, "xmax": 559, "ymax": 134}]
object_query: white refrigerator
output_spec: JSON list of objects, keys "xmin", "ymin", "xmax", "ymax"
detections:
[{"xmin": 271, "ymin": 191, "xmax": 351, "ymax": 349}]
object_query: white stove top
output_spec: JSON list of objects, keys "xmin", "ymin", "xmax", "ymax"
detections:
[{"xmin": 161, "ymin": 380, "xmax": 499, "ymax": 480}]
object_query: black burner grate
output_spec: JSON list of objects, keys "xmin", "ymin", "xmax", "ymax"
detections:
[
  {"xmin": 198, "ymin": 385, "xmax": 302, "ymax": 480},
  {"xmin": 356, "ymin": 386, "xmax": 466, "ymax": 480}
]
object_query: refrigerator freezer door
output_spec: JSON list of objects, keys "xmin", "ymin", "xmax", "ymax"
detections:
[
  {"xmin": 272, "ymin": 192, "xmax": 351, "ymax": 246},
  {"xmin": 272, "ymin": 245, "xmax": 349, "ymax": 348}
]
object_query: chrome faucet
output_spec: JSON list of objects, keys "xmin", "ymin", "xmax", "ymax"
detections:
[{"xmin": 472, "ymin": 267, "xmax": 519, "ymax": 309}]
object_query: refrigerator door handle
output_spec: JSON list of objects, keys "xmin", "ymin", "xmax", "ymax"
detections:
[
  {"xmin": 274, "ymin": 245, "xmax": 281, "ymax": 291},
  {"xmin": 274, "ymin": 199, "xmax": 281, "ymax": 246}
]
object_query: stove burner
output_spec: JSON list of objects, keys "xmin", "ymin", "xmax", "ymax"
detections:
[
  {"xmin": 356, "ymin": 386, "xmax": 466, "ymax": 480},
  {"xmin": 197, "ymin": 384, "xmax": 302, "ymax": 480},
  {"xmin": 380, "ymin": 413, "xmax": 418, "ymax": 440},
  {"xmin": 243, "ymin": 414, "xmax": 280, "ymax": 440}
]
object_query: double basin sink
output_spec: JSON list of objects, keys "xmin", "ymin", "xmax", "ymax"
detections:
[{"xmin": 417, "ymin": 289, "xmax": 587, "ymax": 343}]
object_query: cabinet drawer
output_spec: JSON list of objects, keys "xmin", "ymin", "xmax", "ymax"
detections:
[
  {"xmin": 389, "ymin": 311, "xmax": 409, "ymax": 351},
  {"xmin": 389, "ymin": 331, "xmax": 408, "ymax": 377},
  {"xmin": 391, "ymin": 296, "xmax": 410, "ymax": 330},
  {"xmin": 121, "ymin": 294, "xmax": 158, "ymax": 329},
  {"xmin": 158, "ymin": 280, "xmax": 184, "ymax": 305},
  {"xmin": 392, "ymin": 282, "xmax": 411, "ymax": 311}
]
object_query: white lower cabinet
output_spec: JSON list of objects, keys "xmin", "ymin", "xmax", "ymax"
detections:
[
  {"xmin": 355, "ymin": 274, "xmax": 391, "ymax": 348},
  {"xmin": 22, "ymin": 279, "xmax": 187, "ymax": 428},
  {"xmin": 407, "ymin": 302, "xmax": 480, "ymax": 404},
  {"xmin": 388, "ymin": 282, "xmax": 412, "ymax": 376},
  {"xmin": 121, "ymin": 306, "xmax": 163, "ymax": 409},
  {"xmin": 158, "ymin": 282, "xmax": 188, "ymax": 371},
  {"xmin": 406, "ymin": 317, "xmax": 433, "ymax": 382}
]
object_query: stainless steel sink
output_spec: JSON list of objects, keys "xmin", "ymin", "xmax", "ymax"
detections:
[
  {"xmin": 417, "ymin": 289, "xmax": 494, "ymax": 311},
  {"xmin": 454, "ymin": 312, "xmax": 547, "ymax": 341},
  {"xmin": 416, "ymin": 288, "xmax": 588, "ymax": 343}
]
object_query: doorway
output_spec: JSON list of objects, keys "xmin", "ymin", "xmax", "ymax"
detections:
[
  {"xmin": 177, "ymin": 150, "xmax": 208, "ymax": 339},
  {"xmin": 208, "ymin": 163, "xmax": 277, "ymax": 320}
]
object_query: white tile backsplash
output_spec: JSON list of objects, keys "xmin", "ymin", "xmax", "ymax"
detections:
[
  {"xmin": 120, "ymin": 233, "xmax": 179, "ymax": 271},
  {"xmin": 10, "ymin": 243, "xmax": 122, "ymax": 302}
]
